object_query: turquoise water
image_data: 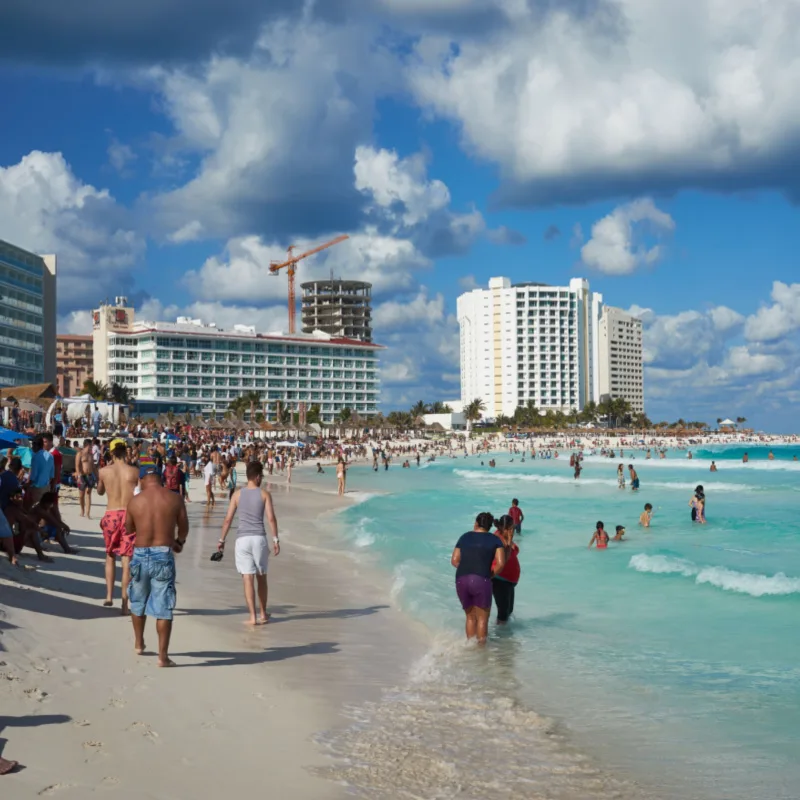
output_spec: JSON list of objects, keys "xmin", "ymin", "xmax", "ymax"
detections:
[{"xmin": 333, "ymin": 446, "xmax": 800, "ymax": 799}]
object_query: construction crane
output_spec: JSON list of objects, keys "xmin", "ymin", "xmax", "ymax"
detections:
[{"xmin": 269, "ymin": 234, "xmax": 350, "ymax": 334}]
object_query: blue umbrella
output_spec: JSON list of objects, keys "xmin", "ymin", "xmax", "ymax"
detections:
[
  {"xmin": 0, "ymin": 426, "xmax": 29, "ymax": 440},
  {"xmin": 11, "ymin": 446, "xmax": 32, "ymax": 468}
]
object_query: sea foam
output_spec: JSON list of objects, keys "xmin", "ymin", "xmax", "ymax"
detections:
[{"xmin": 629, "ymin": 554, "xmax": 800, "ymax": 597}]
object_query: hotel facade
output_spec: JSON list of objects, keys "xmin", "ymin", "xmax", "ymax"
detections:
[
  {"xmin": 457, "ymin": 277, "xmax": 643, "ymax": 418},
  {"xmin": 0, "ymin": 239, "xmax": 57, "ymax": 388},
  {"xmin": 92, "ymin": 297, "xmax": 382, "ymax": 421}
]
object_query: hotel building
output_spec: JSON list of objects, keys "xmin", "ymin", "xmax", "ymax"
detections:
[
  {"xmin": 56, "ymin": 334, "xmax": 93, "ymax": 397},
  {"xmin": 597, "ymin": 306, "xmax": 644, "ymax": 413},
  {"xmin": 0, "ymin": 239, "xmax": 57, "ymax": 388},
  {"xmin": 457, "ymin": 277, "xmax": 643, "ymax": 418},
  {"xmin": 92, "ymin": 297, "xmax": 382, "ymax": 421}
]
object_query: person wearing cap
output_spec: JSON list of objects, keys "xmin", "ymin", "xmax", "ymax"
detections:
[{"xmin": 97, "ymin": 438, "xmax": 139, "ymax": 612}]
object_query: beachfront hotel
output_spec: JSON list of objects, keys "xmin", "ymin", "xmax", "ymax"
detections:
[
  {"xmin": 92, "ymin": 297, "xmax": 383, "ymax": 421},
  {"xmin": 457, "ymin": 277, "xmax": 644, "ymax": 418},
  {"xmin": 0, "ymin": 239, "xmax": 57, "ymax": 389},
  {"xmin": 597, "ymin": 306, "xmax": 644, "ymax": 414}
]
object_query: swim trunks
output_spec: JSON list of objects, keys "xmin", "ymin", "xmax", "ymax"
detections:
[
  {"xmin": 128, "ymin": 546, "xmax": 176, "ymax": 620},
  {"xmin": 101, "ymin": 509, "xmax": 135, "ymax": 558},
  {"xmin": 455, "ymin": 574, "xmax": 493, "ymax": 610},
  {"xmin": 78, "ymin": 474, "xmax": 97, "ymax": 491}
]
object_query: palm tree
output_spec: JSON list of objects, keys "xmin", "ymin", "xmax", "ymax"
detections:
[
  {"xmin": 82, "ymin": 379, "xmax": 109, "ymax": 401},
  {"xmin": 108, "ymin": 382, "xmax": 131, "ymax": 404},
  {"xmin": 464, "ymin": 398, "xmax": 486, "ymax": 431},
  {"xmin": 306, "ymin": 404, "xmax": 322, "ymax": 425},
  {"xmin": 410, "ymin": 400, "xmax": 428, "ymax": 418},
  {"xmin": 240, "ymin": 391, "xmax": 262, "ymax": 422},
  {"xmin": 336, "ymin": 407, "xmax": 353, "ymax": 424},
  {"xmin": 580, "ymin": 400, "xmax": 598, "ymax": 425},
  {"xmin": 428, "ymin": 401, "xmax": 452, "ymax": 414},
  {"xmin": 736, "ymin": 416, "xmax": 747, "ymax": 424}
]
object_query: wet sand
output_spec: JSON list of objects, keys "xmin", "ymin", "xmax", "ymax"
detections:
[{"xmin": 0, "ymin": 466, "xmax": 426, "ymax": 798}]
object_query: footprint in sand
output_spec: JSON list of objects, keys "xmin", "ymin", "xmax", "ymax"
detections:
[
  {"xmin": 33, "ymin": 663, "xmax": 50, "ymax": 674},
  {"xmin": 100, "ymin": 777, "xmax": 120, "ymax": 787},
  {"xmin": 106, "ymin": 696, "xmax": 126, "ymax": 709},
  {"xmin": 82, "ymin": 741, "xmax": 103, "ymax": 750},
  {"xmin": 128, "ymin": 721, "xmax": 160, "ymax": 743},
  {"xmin": 24, "ymin": 688, "xmax": 48, "ymax": 701},
  {"xmin": 73, "ymin": 720, "xmax": 91, "ymax": 728},
  {"xmin": 2, "ymin": 672, "xmax": 20, "ymax": 682},
  {"xmin": 38, "ymin": 784, "xmax": 76, "ymax": 796}
]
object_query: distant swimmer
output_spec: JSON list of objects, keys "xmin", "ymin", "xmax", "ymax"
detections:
[
  {"xmin": 629, "ymin": 465, "xmax": 640, "ymax": 491},
  {"xmin": 613, "ymin": 525, "xmax": 626, "ymax": 541},
  {"xmin": 617, "ymin": 464, "xmax": 626, "ymax": 489},
  {"xmin": 589, "ymin": 521, "xmax": 609, "ymax": 549},
  {"xmin": 743, "ymin": 452, "xmax": 749, "ymax": 463},
  {"xmin": 768, "ymin": 451, "xmax": 775, "ymax": 460},
  {"xmin": 710, "ymin": 461, "xmax": 718, "ymax": 472},
  {"xmin": 687, "ymin": 451, "xmax": 693, "ymax": 460},
  {"xmin": 574, "ymin": 461, "xmax": 582, "ymax": 480},
  {"xmin": 639, "ymin": 503, "xmax": 653, "ymax": 528}
]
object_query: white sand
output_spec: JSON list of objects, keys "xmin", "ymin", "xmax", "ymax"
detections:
[{"xmin": 0, "ymin": 469, "xmax": 426, "ymax": 798}]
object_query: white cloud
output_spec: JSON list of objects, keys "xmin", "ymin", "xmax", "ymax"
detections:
[
  {"xmin": 137, "ymin": 296, "xmax": 288, "ymax": 333},
  {"xmin": 709, "ymin": 305, "xmax": 745, "ymax": 333},
  {"xmin": 0, "ymin": 150, "xmax": 145, "ymax": 309},
  {"xmin": 723, "ymin": 345, "xmax": 784, "ymax": 377},
  {"xmin": 169, "ymin": 220, "xmax": 205, "ymax": 243},
  {"xmin": 57, "ymin": 309, "xmax": 94, "ymax": 335},
  {"xmin": 408, "ymin": 0, "xmax": 800, "ymax": 204},
  {"xmin": 373, "ymin": 289, "xmax": 445, "ymax": 331},
  {"xmin": 458, "ymin": 274, "xmax": 478, "ymax": 291},
  {"xmin": 744, "ymin": 281, "xmax": 800, "ymax": 342},
  {"xmin": 107, "ymin": 139, "xmax": 136, "ymax": 174},
  {"xmin": 580, "ymin": 198, "xmax": 675, "ymax": 275}
]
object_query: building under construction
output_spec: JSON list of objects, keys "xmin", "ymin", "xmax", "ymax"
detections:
[{"xmin": 301, "ymin": 280, "xmax": 373, "ymax": 342}]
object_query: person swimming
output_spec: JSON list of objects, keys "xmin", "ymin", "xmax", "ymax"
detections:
[
  {"xmin": 613, "ymin": 525, "xmax": 626, "ymax": 541},
  {"xmin": 589, "ymin": 521, "xmax": 609, "ymax": 549}
]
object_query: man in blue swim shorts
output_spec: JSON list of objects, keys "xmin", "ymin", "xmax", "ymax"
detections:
[{"xmin": 125, "ymin": 465, "xmax": 189, "ymax": 667}]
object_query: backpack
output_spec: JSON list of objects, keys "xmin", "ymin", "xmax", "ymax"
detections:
[{"xmin": 164, "ymin": 464, "xmax": 180, "ymax": 492}]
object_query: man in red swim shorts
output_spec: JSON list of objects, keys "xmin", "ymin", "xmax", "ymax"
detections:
[{"xmin": 97, "ymin": 439, "xmax": 139, "ymax": 613}]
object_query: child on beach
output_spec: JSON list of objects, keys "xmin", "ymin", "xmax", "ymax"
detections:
[{"xmin": 639, "ymin": 503, "xmax": 653, "ymax": 528}]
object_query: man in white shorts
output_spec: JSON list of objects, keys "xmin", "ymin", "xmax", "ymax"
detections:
[{"xmin": 217, "ymin": 461, "xmax": 279, "ymax": 625}]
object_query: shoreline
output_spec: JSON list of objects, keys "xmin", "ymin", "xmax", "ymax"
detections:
[{"xmin": 0, "ymin": 467, "xmax": 428, "ymax": 798}]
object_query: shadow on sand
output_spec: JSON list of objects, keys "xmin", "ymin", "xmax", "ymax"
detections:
[{"xmin": 174, "ymin": 641, "xmax": 340, "ymax": 668}]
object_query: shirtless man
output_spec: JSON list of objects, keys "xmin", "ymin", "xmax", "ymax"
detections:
[
  {"xmin": 75, "ymin": 439, "xmax": 97, "ymax": 518},
  {"xmin": 126, "ymin": 465, "xmax": 188, "ymax": 667},
  {"xmin": 97, "ymin": 439, "xmax": 139, "ymax": 612}
]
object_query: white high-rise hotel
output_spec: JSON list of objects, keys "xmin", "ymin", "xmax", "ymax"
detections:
[{"xmin": 457, "ymin": 277, "xmax": 643, "ymax": 418}]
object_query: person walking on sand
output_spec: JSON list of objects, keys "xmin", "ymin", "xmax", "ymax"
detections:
[
  {"xmin": 97, "ymin": 438, "xmax": 140, "ymax": 612},
  {"xmin": 451, "ymin": 512, "xmax": 506, "ymax": 644},
  {"xmin": 125, "ymin": 464, "xmax": 188, "ymax": 667},
  {"xmin": 204, "ymin": 455, "xmax": 216, "ymax": 507},
  {"xmin": 217, "ymin": 461, "xmax": 280, "ymax": 626},
  {"xmin": 337, "ymin": 457, "xmax": 347, "ymax": 496},
  {"xmin": 76, "ymin": 438, "xmax": 98, "ymax": 518}
]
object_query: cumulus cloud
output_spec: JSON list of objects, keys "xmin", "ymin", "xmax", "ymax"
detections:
[
  {"xmin": 0, "ymin": 150, "xmax": 145, "ymax": 310},
  {"xmin": 580, "ymin": 198, "xmax": 675, "ymax": 275},
  {"xmin": 409, "ymin": 0, "xmax": 800, "ymax": 205},
  {"xmin": 107, "ymin": 139, "xmax": 136, "ymax": 175},
  {"xmin": 137, "ymin": 296, "xmax": 288, "ymax": 334},
  {"xmin": 373, "ymin": 289, "xmax": 445, "ymax": 332},
  {"xmin": 744, "ymin": 281, "xmax": 800, "ymax": 342},
  {"xmin": 57, "ymin": 310, "xmax": 94, "ymax": 335}
]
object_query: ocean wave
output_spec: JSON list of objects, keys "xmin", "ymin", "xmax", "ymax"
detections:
[
  {"xmin": 629, "ymin": 554, "xmax": 800, "ymax": 597},
  {"xmin": 581, "ymin": 456, "xmax": 800, "ymax": 472},
  {"xmin": 453, "ymin": 469, "xmax": 750, "ymax": 492},
  {"xmin": 352, "ymin": 516, "xmax": 377, "ymax": 548}
]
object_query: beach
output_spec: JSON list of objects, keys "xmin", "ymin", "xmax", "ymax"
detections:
[{"xmin": 0, "ymin": 469, "xmax": 426, "ymax": 799}]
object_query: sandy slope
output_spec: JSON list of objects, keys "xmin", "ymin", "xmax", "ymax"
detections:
[{"xmin": 0, "ymin": 468, "xmax": 424, "ymax": 799}]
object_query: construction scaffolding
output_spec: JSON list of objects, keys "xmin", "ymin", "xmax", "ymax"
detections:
[{"xmin": 300, "ymin": 280, "xmax": 373, "ymax": 342}]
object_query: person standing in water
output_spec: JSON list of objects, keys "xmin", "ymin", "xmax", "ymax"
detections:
[
  {"xmin": 491, "ymin": 515, "xmax": 520, "ymax": 625},
  {"xmin": 690, "ymin": 486, "xmax": 706, "ymax": 524},
  {"xmin": 628, "ymin": 465, "xmax": 640, "ymax": 491},
  {"xmin": 508, "ymin": 498, "xmax": 524, "ymax": 535},
  {"xmin": 451, "ymin": 512, "xmax": 505, "ymax": 643},
  {"xmin": 336, "ymin": 458, "xmax": 347, "ymax": 496},
  {"xmin": 617, "ymin": 464, "xmax": 626, "ymax": 489},
  {"xmin": 589, "ymin": 521, "xmax": 609, "ymax": 549}
]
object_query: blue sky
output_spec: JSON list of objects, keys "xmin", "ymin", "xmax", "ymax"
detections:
[{"xmin": 1, "ymin": 1, "xmax": 798, "ymax": 430}]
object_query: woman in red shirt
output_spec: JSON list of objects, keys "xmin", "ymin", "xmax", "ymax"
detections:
[{"xmin": 492, "ymin": 514, "xmax": 521, "ymax": 624}]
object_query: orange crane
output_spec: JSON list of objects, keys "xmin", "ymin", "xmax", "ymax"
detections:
[{"xmin": 269, "ymin": 234, "xmax": 350, "ymax": 334}]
